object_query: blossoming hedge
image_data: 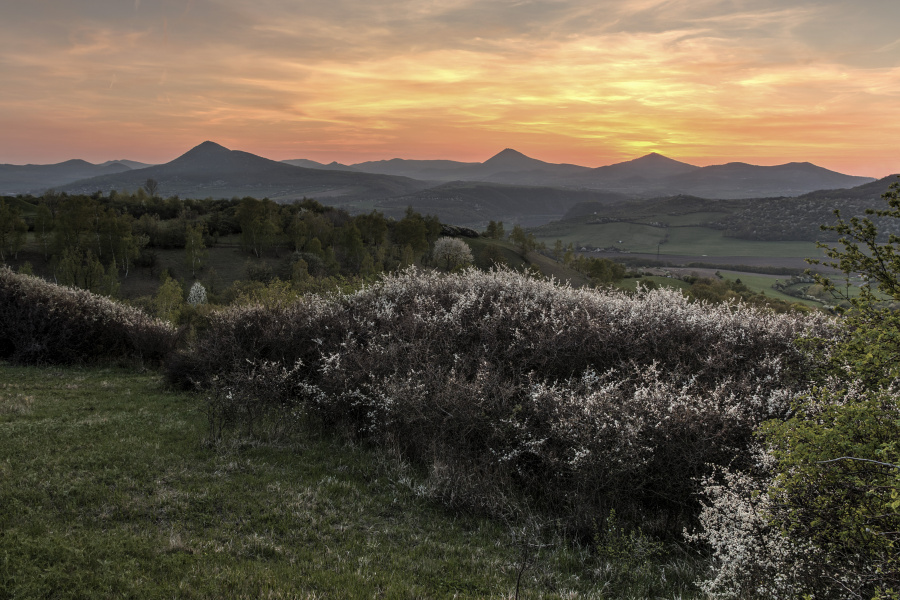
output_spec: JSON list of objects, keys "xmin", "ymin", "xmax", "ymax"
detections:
[
  {"xmin": 0, "ymin": 267, "xmax": 176, "ymax": 365},
  {"xmin": 168, "ymin": 267, "xmax": 833, "ymax": 534}
]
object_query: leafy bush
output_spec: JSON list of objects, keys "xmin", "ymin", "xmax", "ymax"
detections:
[
  {"xmin": 693, "ymin": 385, "xmax": 900, "ymax": 599},
  {"xmin": 693, "ymin": 180, "xmax": 900, "ymax": 598},
  {"xmin": 0, "ymin": 267, "xmax": 176, "ymax": 365},
  {"xmin": 168, "ymin": 267, "xmax": 831, "ymax": 536}
]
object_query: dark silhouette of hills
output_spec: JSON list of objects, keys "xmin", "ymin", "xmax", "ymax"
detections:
[
  {"xmin": 58, "ymin": 141, "xmax": 426, "ymax": 200},
  {"xmin": 281, "ymin": 158, "xmax": 357, "ymax": 171},
  {"xmin": 5, "ymin": 142, "xmax": 883, "ymax": 230},
  {"xmin": 552, "ymin": 175, "xmax": 900, "ymax": 246},
  {"xmin": 352, "ymin": 148, "xmax": 591, "ymax": 184},
  {"xmin": 795, "ymin": 173, "xmax": 900, "ymax": 202},
  {"xmin": 565, "ymin": 155, "xmax": 872, "ymax": 198},
  {"xmin": 350, "ymin": 157, "xmax": 480, "ymax": 179},
  {"xmin": 98, "ymin": 159, "xmax": 154, "ymax": 170},
  {"xmin": 587, "ymin": 152, "xmax": 699, "ymax": 180},
  {"xmin": 0, "ymin": 159, "xmax": 133, "ymax": 194},
  {"xmin": 661, "ymin": 161, "xmax": 876, "ymax": 199},
  {"xmin": 352, "ymin": 149, "xmax": 872, "ymax": 197},
  {"xmin": 376, "ymin": 181, "xmax": 633, "ymax": 227}
]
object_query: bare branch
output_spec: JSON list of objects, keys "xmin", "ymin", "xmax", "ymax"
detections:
[{"xmin": 817, "ymin": 456, "xmax": 900, "ymax": 470}]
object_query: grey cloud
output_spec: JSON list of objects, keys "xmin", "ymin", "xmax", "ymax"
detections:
[{"xmin": 2, "ymin": 0, "xmax": 897, "ymax": 74}]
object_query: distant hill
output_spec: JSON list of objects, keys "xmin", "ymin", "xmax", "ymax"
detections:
[
  {"xmin": 663, "ymin": 162, "xmax": 876, "ymax": 199},
  {"xmin": 565, "ymin": 156, "xmax": 873, "ymax": 198},
  {"xmin": 718, "ymin": 174, "xmax": 900, "ymax": 241},
  {"xmin": 353, "ymin": 149, "xmax": 872, "ymax": 197},
  {"xmin": 352, "ymin": 149, "xmax": 591, "ymax": 184},
  {"xmin": 375, "ymin": 181, "xmax": 634, "ymax": 227},
  {"xmin": 98, "ymin": 159, "xmax": 155, "ymax": 170},
  {"xmin": 351, "ymin": 157, "xmax": 481, "ymax": 180},
  {"xmin": 6, "ymin": 144, "xmax": 883, "ymax": 230},
  {"xmin": 281, "ymin": 158, "xmax": 357, "ymax": 171},
  {"xmin": 58, "ymin": 141, "xmax": 427, "ymax": 201},
  {"xmin": 544, "ymin": 175, "xmax": 900, "ymax": 248},
  {"xmin": 580, "ymin": 152, "xmax": 699, "ymax": 182},
  {"xmin": 0, "ymin": 159, "xmax": 133, "ymax": 195}
]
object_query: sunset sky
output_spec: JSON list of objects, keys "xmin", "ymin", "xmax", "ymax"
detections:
[{"xmin": 1, "ymin": 0, "xmax": 898, "ymax": 176}]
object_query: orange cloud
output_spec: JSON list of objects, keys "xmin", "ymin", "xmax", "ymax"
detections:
[{"xmin": 0, "ymin": 0, "xmax": 898, "ymax": 176}]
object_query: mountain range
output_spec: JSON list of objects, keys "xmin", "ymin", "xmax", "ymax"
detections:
[
  {"xmin": 1, "ymin": 141, "xmax": 885, "ymax": 227},
  {"xmin": 345, "ymin": 149, "xmax": 874, "ymax": 198},
  {"xmin": 50, "ymin": 141, "xmax": 426, "ymax": 202}
]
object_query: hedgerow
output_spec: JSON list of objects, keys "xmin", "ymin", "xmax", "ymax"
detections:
[
  {"xmin": 0, "ymin": 267, "xmax": 176, "ymax": 365},
  {"xmin": 168, "ymin": 267, "xmax": 832, "ymax": 535}
]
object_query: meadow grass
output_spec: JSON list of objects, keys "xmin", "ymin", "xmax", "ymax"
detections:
[{"xmin": 0, "ymin": 363, "xmax": 705, "ymax": 599}]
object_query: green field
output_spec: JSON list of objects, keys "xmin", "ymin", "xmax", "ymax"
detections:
[
  {"xmin": 0, "ymin": 363, "xmax": 703, "ymax": 599},
  {"xmin": 717, "ymin": 272, "xmax": 823, "ymax": 307},
  {"xmin": 533, "ymin": 221, "xmax": 820, "ymax": 259}
]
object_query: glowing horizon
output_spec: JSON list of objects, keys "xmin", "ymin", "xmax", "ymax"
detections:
[{"xmin": 2, "ymin": 1, "xmax": 898, "ymax": 177}]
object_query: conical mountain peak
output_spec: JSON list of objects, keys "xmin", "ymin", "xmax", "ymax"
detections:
[{"xmin": 482, "ymin": 148, "xmax": 545, "ymax": 168}]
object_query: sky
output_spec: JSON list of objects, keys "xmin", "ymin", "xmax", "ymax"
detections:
[{"xmin": 1, "ymin": 0, "xmax": 898, "ymax": 176}]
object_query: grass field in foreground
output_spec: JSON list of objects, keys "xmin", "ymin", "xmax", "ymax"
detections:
[{"xmin": 0, "ymin": 364, "xmax": 703, "ymax": 599}]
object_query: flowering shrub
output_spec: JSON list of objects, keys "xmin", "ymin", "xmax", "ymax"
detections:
[
  {"xmin": 0, "ymin": 267, "xmax": 176, "ymax": 365},
  {"xmin": 688, "ymin": 452, "xmax": 819, "ymax": 599},
  {"xmin": 168, "ymin": 267, "xmax": 832, "ymax": 534},
  {"xmin": 431, "ymin": 237, "xmax": 474, "ymax": 271},
  {"xmin": 694, "ymin": 381, "xmax": 900, "ymax": 599},
  {"xmin": 187, "ymin": 281, "xmax": 207, "ymax": 305}
]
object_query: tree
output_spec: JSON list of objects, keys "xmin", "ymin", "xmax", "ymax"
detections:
[
  {"xmin": 432, "ymin": 237, "xmax": 474, "ymax": 272},
  {"xmin": 553, "ymin": 239, "xmax": 564, "ymax": 261},
  {"xmin": 563, "ymin": 242, "xmax": 575, "ymax": 266},
  {"xmin": 394, "ymin": 208, "xmax": 430, "ymax": 255},
  {"xmin": 340, "ymin": 224, "xmax": 366, "ymax": 273},
  {"xmin": 35, "ymin": 203, "xmax": 54, "ymax": 258},
  {"xmin": 509, "ymin": 224, "xmax": 537, "ymax": 254},
  {"xmin": 143, "ymin": 178, "xmax": 159, "ymax": 199},
  {"xmin": 0, "ymin": 198, "xmax": 27, "ymax": 262},
  {"xmin": 485, "ymin": 220, "xmax": 505, "ymax": 240},
  {"xmin": 154, "ymin": 274, "xmax": 184, "ymax": 322},
  {"xmin": 808, "ymin": 179, "xmax": 900, "ymax": 386},
  {"xmin": 236, "ymin": 197, "xmax": 281, "ymax": 258},
  {"xmin": 184, "ymin": 223, "xmax": 208, "ymax": 277},
  {"xmin": 54, "ymin": 247, "xmax": 119, "ymax": 296},
  {"xmin": 97, "ymin": 208, "xmax": 140, "ymax": 276},
  {"xmin": 53, "ymin": 195, "xmax": 98, "ymax": 254},
  {"xmin": 355, "ymin": 211, "xmax": 389, "ymax": 247}
]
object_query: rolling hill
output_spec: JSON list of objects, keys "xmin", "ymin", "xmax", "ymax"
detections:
[
  {"xmin": 353, "ymin": 149, "xmax": 873, "ymax": 198},
  {"xmin": 0, "ymin": 160, "xmax": 134, "ymax": 195},
  {"xmin": 6, "ymin": 143, "xmax": 882, "ymax": 232},
  {"xmin": 375, "ymin": 181, "xmax": 634, "ymax": 227},
  {"xmin": 57, "ymin": 141, "xmax": 427, "ymax": 201},
  {"xmin": 352, "ymin": 148, "xmax": 591, "ymax": 184}
]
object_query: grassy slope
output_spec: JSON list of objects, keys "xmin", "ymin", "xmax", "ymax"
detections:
[{"xmin": 0, "ymin": 363, "xmax": 703, "ymax": 599}]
